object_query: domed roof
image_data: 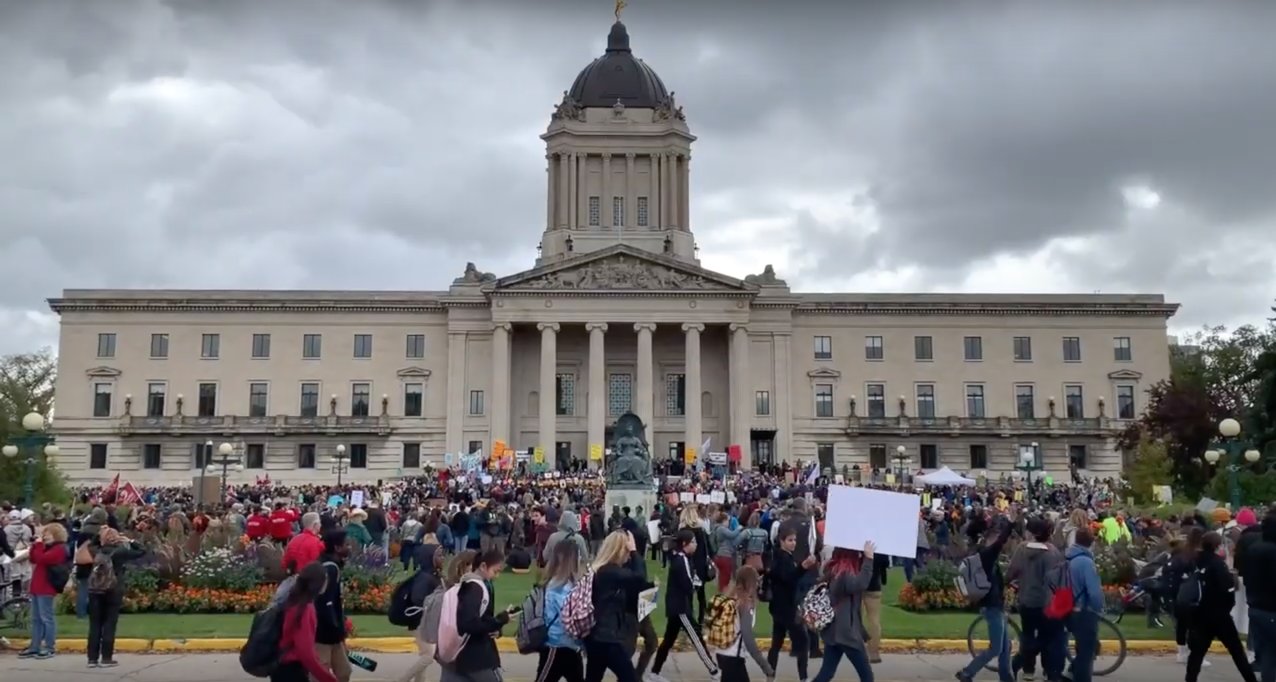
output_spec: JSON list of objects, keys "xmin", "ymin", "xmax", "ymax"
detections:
[{"xmin": 567, "ymin": 22, "xmax": 670, "ymax": 109}]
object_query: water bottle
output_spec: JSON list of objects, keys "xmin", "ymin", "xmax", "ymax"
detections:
[{"xmin": 347, "ymin": 651, "xmax": 378, "ymax": 672}]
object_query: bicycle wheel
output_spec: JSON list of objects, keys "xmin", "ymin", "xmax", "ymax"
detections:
[
  {"xmin": 1064, "ymin": 616, "xmax": 1127, "ymax": 677},
  {"xmin": 966, "ymin": 614, "xmax": 1022, "ymax": 673},
  {"xmin": 0, "ymin": 597, "xmax": 31, "ymax": 636}
]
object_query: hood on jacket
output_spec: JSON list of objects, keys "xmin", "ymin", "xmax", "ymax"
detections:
[
  {"xmin": 558, "ymin": 511, "xmax": 581, "ymax": 534},
  {"xmin": 1065, "ymin": 544, "xmax": 1092, "ymax": 561},
  {"xmin": 1263, "ymin": 514, "xmax": 1276, "ymax": 543}
]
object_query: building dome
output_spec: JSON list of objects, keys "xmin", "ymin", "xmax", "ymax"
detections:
[{"xmin": 567, "ymin": 22, "xmax": 670, "ymax": 109}]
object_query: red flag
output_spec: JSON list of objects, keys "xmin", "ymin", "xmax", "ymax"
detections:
[
  {"xmin": 102, "ymin": 474, "xmax": 121, "ymax": 504},
  {"xmin": 117, "ymin": 482, "xmax": 142, "ymax": 506}
]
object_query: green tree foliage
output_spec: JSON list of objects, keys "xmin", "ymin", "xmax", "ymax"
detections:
[
  {"xmin": 1124, "ymin": 437, "xmax": 1173, "ymax": 504},
  {"xmin": 0, "ymin": 348, "xmax": 71, "ymax": 506},
  {"xmin": 1207, "ymin": 468, "xmax": 1276, "ymax": 508}
]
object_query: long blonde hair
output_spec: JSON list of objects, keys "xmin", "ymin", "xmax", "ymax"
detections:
[
  {"xmin": 678, "ymin": 505, "xmax": 700, "ymax": 529},
  {"xmin": 542, "ymin": 537, "xmax": 585, "ymax": 588},
  {"xmin": 590, "ymin": 531, "xmax": 630, "ymax": 572},
  {"xmin": 445, "ymin": 550, "xmax": 477, "ymax": 586}
]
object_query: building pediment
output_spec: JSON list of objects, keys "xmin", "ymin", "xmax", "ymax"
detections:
[
  {"xmin": 807, "ymin": 368, "xmax": 842, "ymax": 379},
  {"xmin": 397, "ymin": 367, "xmax": 432, "ymax": 378},
  {"xmin": 85, "ymin": 366, "xmax": 122, "ymax": 378},
  {"xmin": 491, "ymin": 245, "xmax": 755, "ymax": 294},
  {"xmin": 1107, "ymin": 369, "xmax": 1143, "ymax": 380}
]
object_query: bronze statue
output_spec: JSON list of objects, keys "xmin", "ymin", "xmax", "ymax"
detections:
[{"xmin": 605, "ymin": 412, "xmax": 653, "ymax": 487}]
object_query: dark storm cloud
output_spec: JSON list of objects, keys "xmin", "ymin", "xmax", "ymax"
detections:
[{"xmin": 1, "ymin": 0, "xmax": 1274, "ymax": 354}]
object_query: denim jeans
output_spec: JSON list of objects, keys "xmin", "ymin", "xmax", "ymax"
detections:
[
  {"xmin": 1067, "ymin": 610, "xmax": 1101, "ymax": 682},
  {"xmin": 30, "ymin": 594, "xmax": 57, "ymax": 653},
  {"xmin": 453, "ymin": 535, "xmax": 467, "ymax": 554},
  {"xmin": 1014, "ymin": 606, "xmax": 1066, "ymax": 679},
  {"xmin": 963, "ymin": 607, "xmax": 1013, "ymax": 681},
  {"xmin": 75, "ymin": 577, "xmax": 90, "ymax": 619},
  {"xmin": 811, "ymin": 643, "xmax": 875, "ymax": 682},
  {"xmin": 1250, "ymin": 607, "xmax": 1276, "ymax": 682}
]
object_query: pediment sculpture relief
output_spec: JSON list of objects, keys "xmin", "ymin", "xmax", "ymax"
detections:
[{"xmin": 516, "ymin": 256, "xmax": 725, "ymax": 290}]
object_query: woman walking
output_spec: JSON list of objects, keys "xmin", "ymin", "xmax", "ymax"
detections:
[
  {"xmin": 441, "ymin": 548, "xmax": 514, "ymax": 682},
  {"xmin": 85, "ymin": 527, "xmax": 145, "ymax": 668},
  {"xmin": 19, "ymin": 523, "xmax": 69, "ymax": 660},
  {"xmin": 678, "ymin": 506, "xmax": 713, "ymax": 623},
  {"xmin": 534, "ymin": 539, "xmax": 587, "ymax": 682},
  {"xmin": 766, "ymin": 527, "xmax": 814, "ymax": 682},
  {"xmin": 736, "ymin": 512, "xmax": 770, "ymax": 572},
  {"xmin": 711, "ymin": 511, "xmax": 742, "ymax": 592},
  {"xmin": 272, "ymin": 562, "xmax": 339, "ymax": 682},
  {"xmin": 648, "ymin": 529, "xmax": 720, "ymax": 682},
  {"xmin": 396, "ymin": 548, "xmax": 448, "ymax": 682},
  {"xmin": 810, "ymin": 544, "xmax": 877, "ymax": 682},
  {"xmin": 712, "ymin": 567, "xmax": 774, "ymax": 682},
  {"xmin": 584, "ymin": 530, "xmax": 653, "ymax": 682},
  {"xmin": 1185, "ymin": 532, "xmax": 1259, "ymax": 682},
  {"xmin": 1169, "ymin": 527, "xmax": 1210, "ymax": 666}
]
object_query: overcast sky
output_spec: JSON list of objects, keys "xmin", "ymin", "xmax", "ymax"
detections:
[{"xmin": 2, "ymin": 0, "xmax": 1275, "ymax": 356}]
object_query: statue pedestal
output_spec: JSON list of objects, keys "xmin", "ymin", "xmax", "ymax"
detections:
[{"xmin": 605, "ymin": 486, "xmax": 659, "ymax": 522}]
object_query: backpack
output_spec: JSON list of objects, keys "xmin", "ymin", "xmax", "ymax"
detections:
[
  {"xmin": 562, "ymin": 568, "xmax": 595, "ymax": 639},
  {"xmin": 1043, "ymin": 556, "xmax": 1075, "ymax": 620},
  {"xmin": 436, "ymin": 578, "xmax": 488, "ymax": 664},
  {"xmin": 515, "ymin": 584, "xmax": 554, "ymax": 654},
  {"xmin": 388, "ymin": 571, "xmax": 428, "ymax": 628},
  {"xmin": 955, "ymin": 553, "xmax": 992, "ymax": 603},
  {"xmin": 418, "ymin": 583, "xmax": 448, "ymax": 644},
  {"xmin": 704, "ymin": 594, "xmax": 740, "ymax": 649},
  {"xmin": 239, "ymin": 604, "xmax": 287, "ymax": 677},
  {"xmin": 799, "ymin": 582, "xmax": 835, "ymax": 631},
  {"xmin": 87, "ymin": 550, "xmax": 118, "ymax": 594},
  {"xmin": 1176, "ymin": 567, "xmax": 1207, "ymax": 614},
  {"xmin": 47, "ymin": 560, "xmax": 71, "ymax": 594}
]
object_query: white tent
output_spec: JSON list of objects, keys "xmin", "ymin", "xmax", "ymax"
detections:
[{"xmin": 915, "ymin": 466, "xmax": 976, "ymax": 487}]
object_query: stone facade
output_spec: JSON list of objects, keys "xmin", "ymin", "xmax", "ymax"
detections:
[{"xmin": 46, "ymin": 22, "xmax": 1177, "ymax": 484}]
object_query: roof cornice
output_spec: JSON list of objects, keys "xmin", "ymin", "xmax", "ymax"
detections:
[
  {"xmin": 49, "ymin": 293, "xmax": 447, "ymax": 315},
  {"xmin": 793, "ymin": 300, "xmax": 1179, "ymax": 318}
]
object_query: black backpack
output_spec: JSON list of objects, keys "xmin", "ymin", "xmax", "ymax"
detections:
[
  {"xmin": 388, "ymin": 571, "xmax": 429, "ymax": 628},
  {"xmin": 240, "ymin": 605, "xmax": 287, "ymax": 677},
  {"xmin": 47, "ymin": 561, "xmax": 71, "ymax": 594},
  {"xmin": 1175, "ymin": 567, "xmax": 1206, "ymax": 613}
]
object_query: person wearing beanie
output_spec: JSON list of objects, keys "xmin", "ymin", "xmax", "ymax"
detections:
[{"xmin": 1233, "ymin": 506, "xmax": 1265, "ymax": 665}]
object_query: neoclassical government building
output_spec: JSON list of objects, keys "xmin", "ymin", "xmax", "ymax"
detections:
[{"xmin": 49, "ymin": 21, "xmax": 1176, "ymax": 483}]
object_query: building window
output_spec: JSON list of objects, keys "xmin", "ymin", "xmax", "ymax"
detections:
[
  {"xmin": 198, "ymin": 382, "xmax": 217, "ymax": 416},
  {"xmin": 1117, "ymin": 385, "xmax": 1136, "ymax": 419},
  {"xmin": 556, "ymin": 373, "xmax": 576, "ymax": 416},
  {"xmin": 916, "ymin": 384, "xmax": 936, "ymax": 419},
  {"xmin": 147, "ymin": 383, "xmax": 166, "ymax": 417},
  {"xmin": 814, "ymin": 384, "xmax": 834, "ymax": 418},
  {"xmin": 150, "ymin": 333, "xmax": 169, "ymax": 359},
  {"xmin": 93, "ymin": 382, "xmax": 112, "ymax": 417},
  {"xmin": 1113, "ymin": 337, "xmax": 1132, "ymax": 362},
  {"xmin": 249, "ymin": 382, "xmax": 269, "ymax": 417},
  {"xmin": 469, "ymin": 389, "xmax": 485, "ymax": 416},
  {"xmin": 201, "ymin": 333, "xmax": 220, "ymax": 359},
  {"xmin": 1069, "ymin": 444, "xmax": 1088, "ymax": 469},
  {"xmin": 89, "ymin": 443, "xmax": 107, "ymax": 469},
  {"xmin": 245, "ymin": 443, "xmax": 265, "ymax": 469},
  {"xmin": 816, "ymin": 443, "xmax": 835, "ymax": 470},
  {"xmin": 1062, "ymin": 336, "xmax": 1082, "ymax": 362},
  {"xmin": 914, "ymin": 336, "xmax": 933, "ymax": 361},
  {"xmin": 1013, "ymin": 336, "xmax": 1033, "ymax": 362},
  {"xmin": 969, "ymin": 444, "xmax": 988, "ymax": 470},
  {"xmin": 608, "ymin": 373, "xmax": 632, "ymax": 416},
  {"xmin": 353, "ymin": 334, "xmax": 373, "ymax": 358},
  {"xmin": 349, "ymin": 443, "xmax": 368, "ymax": 468},
  {"xmin": 813, "ymin": 335, "xmax": 833, "ymax": 360},
  {"xmin": 864, "ymin": 336, "xmax": 884, "ymax": 360},
  {"xmin": 300, "ymin": 383, "xmax": 320, "ymax": 417},
  {"xmin": 665, "ymin": 374, "xmax": 686, "ymax": 416},
  {"xmin": 1016, "ymin": 384, "xmax": 1036, "ymax": 419},
  {"xmin": 637, "ymin": 196, "xmax": 649, "ymax": 226},
  {"xmin": 404, "ymin": 383, "xmax": 423, "ymax": 417},
  {"xmin": 1065, "ymin": 385, "xmax": 1084, "ymax": 418},
  {"xmin": 351, "ymin": 383, "xmax": 371, "ymax": 416},
  {"xmin": 97, "ymin": 333, "xmax": 117, "ymax": 358},
  {"xmin": 755, "ymin": 390, "xmax": 771, "ymax": 416},
  {"xmin": 866, "ymin": 383, "xmax": 886, "ymax": 418},
  {"xmin": 963, "ymin": 336, "xmax": 983, "ymax": 361},
  {"xmin": 406, "ymin": 334, "xmax": 425, "ymax": 359},
  {"xmin": 191, "ymin": 442, "xmax": 207, "ymax": 469},
  {"xmin": 613, "ymin": 196, "xmax": 624, "ymax": 226},
  {"xmin": 403, "ymin": 442, "xmax": 421, "ymax": 469},
  {"xmin": 298, "ymin": 443, "xmax": 316, "ymax": 469},
  {"xmin": 468, "ymin": 440, "xmax": 483, "ymax": 455},
  {"xmin": 303, "ymin": 334, "xmax": 322, "ymax": 359},
  {"xmin": 869, "ymin": 444, "xmax": 887, "ymax": 469},
  {"xmin": 143, "ymin": 443, "xmax": 162, "ymax": 469},
  {"xmin": 920, "ymin": 443, "xmax": 938, "ymax": 469},
  {"xmin": 966, "ymin": 384, "xmax": 986, "ymax": 418},
  {"xmin": 588, "ymin": 196, "xmax": 600, "ymax": 226},
  {"xmin": 251, "ymin": 333, "xmax": 271, "ymax": 359},
  {"xmin": 753, "ymin": 439, "xmax": 773, "ymax": 466}
]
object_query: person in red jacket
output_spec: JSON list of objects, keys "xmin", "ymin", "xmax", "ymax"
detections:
[
  {"xmin": 274, "ymin": 562, "xmax": 339, "ymax": 682},
  {"xmin": 245, "ymin": 508, "xmax": 269, "ymax": 541},
  {"xmin": 269, "ymin": 503, "xmax": 294, "ymax": 546},
  {"xmin": 282, "ymin": 513, "xmax": 324, "ymax": 574},
  {"xmin": 22, "ymin": 523, "xmax": 69, "ymax": 659}
]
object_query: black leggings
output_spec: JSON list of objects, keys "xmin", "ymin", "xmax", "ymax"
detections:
[
  {"xmin": 1175, "ymin": 607, "xmax": 1191, "ymax": 646},
  {"xmin": 717, "ymin": 654, "xmax": 751, "ymax": 682},
  {"xmin": 1186, "ymin": 615, "xmax": 1258, "ymax": 682},
  {"xmin": 766, "ymin": 617, "xmax": 810, "ymax": 680},
  {"xmin": 634, "ymin": 616, "xmax": 658, "ymax": 676},
  {"xmin": 536, "ymin": 646, "xmax": 584, "ymax": 682},
  {"xmin": 584, "ymin": 640, "xmax": 638, "ymax": 682},
  {"xmin": 652, "ymin": 612, "xmax": 718, "ymax": 676}
]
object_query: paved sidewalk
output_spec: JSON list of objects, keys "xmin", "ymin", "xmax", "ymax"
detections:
[{"xmin": 0, "ymin": 651, "xmax": 1250, "ymax": 681}]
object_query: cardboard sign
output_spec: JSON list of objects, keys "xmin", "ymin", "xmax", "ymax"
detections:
[{"xmin": 825, "ymin": 485, "xmax": 921, "ymax": 558}]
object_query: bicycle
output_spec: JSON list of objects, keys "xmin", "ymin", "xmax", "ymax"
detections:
[
  {"xmin": 0, "ymin": 567, "xmax": 31, "ymax": 649},
  {"xmin": 965, "ymin": 609, "xmax": 1128, "ymax": 677}
]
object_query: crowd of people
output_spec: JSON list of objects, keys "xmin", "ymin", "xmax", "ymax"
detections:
[{"xmin": 1, "ymin": 462, "xmax": 1273, "ymax": 682}]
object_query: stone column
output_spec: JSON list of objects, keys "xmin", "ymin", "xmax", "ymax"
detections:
[
  {"xmin": 683, "ymin": 323, "xmax": 704, "ymax": 463},
  {"xmin": 625, "ymin": 153, "xmax": 636, "ymax": 229},
  {"xmin": 729, "ymin": 323, "xmax": 750, "ymax": 466},
  {"xmin": 586, "ymin": 323, "xmax": 608, "ymax": 469},
  {"xmin": 681, "ymin": 154, "xmax": 691, "ymax": 231},
  {"xmin": 489, "ymin": 323, "xmax": 512, "ymax": 450},
  {"xmin": 634, "ymin": 322, "xmax": 656, "ymax": 443},
  {"xmin": 445, "ymin": 331, "xmax": 466, "ymax": 455},
  {"xmin": 577, "ymin": 153, "xmax": 589, "ymax": 230},
  {"xmin": 538, "ymin": 323, "xmax": 559, "ymax": 468},
  {"xmin": 774, "ymin": 332, "xmax": 793, "ymax": 465},
  {"xmin": 545, "ymin": 154, "xmax": 554, "ymax": 231},
  {"xmin": 669, "ymin": 154, "xmax": 680, "ymax": 230},
  {"xmin": 557, "ymin": 153, "xmax": 569, "ymax": 229},
  {"xmin": 654, "ymin": 153, "xmax": 664, "ymax": 230},
  {"xmin": 601, "ymin": 153, "xmax": 612, "ymax": 228},
  {"xmin": 567, "ymin": 154, "xmax": 578, "ymax": 229}
]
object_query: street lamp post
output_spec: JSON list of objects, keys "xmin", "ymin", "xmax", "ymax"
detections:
[
  {"xmin": 195, "ymin": 440, "xmax": 214, "ymax": 507},
  {"xmin": 2, "ymin": 412, "xmax": 58, "ymax": 508},
  {"xmin": 1017, "ymin": 442, "xmax": 1042, "ymax": 508},
  {"xmin": 332, "ymin": 444, "xmax": 349, "ymax": 487},
  {"xmin": 1203, "ymin": 418, "xmax": 1262, "ymax": 511},
  {"xmin": 892, "ymin": 445, "xmax": 910, "ymax": 489},
  {"xmin": 205, "ymin": 442, "xmax": 243, "ymax": 504}
]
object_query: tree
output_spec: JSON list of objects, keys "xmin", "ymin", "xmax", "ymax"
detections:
[
  {"xmin": 1118, "ymin": 378, "xmax": 1219, "ymax": 498},
  {"xmin": 1175, "ymin": 324, "xmax": 1275, "ymax": 416},
  {"xmin": 0, "ymin": 348, "xmax": 68, "ymax": 506},
  {"xmin": 1124, "ymin": 436, "xmax": 1173, "ymax": 504}
]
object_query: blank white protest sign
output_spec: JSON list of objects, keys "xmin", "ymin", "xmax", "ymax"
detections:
[{"xmin": 824, "ymin": 484, "xmax": 921, "ymax": 558}]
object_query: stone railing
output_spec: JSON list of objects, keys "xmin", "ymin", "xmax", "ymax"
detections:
[
  {"xmin": 116, "ymin": 413, "xmax": 392, "ymax": 437},
  {"xmin": 846, "ymin": 414, "xmax": 1112, "ymax": 437}
]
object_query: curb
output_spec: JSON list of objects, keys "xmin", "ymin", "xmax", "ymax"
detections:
[{"xmin": 3, "ymin": 637, "xmax": 1222, "ymax": 655}]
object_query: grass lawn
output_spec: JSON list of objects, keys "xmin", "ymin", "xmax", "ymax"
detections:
[{"xmin": 8, "ymin": 564, "xmax": 1174, "ymax": 641}]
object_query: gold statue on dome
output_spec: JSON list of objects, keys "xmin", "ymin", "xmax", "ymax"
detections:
[{"xmin": 615, "ymin": 0, "xmax": 627, "ymax": 22}]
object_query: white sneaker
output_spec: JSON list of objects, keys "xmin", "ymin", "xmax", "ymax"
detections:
[
  {"xmin": 1176, "ymin": 645, "xmax": 1188, "ymax": 664},
  {"xmin": 644, "ymin": 673, "xmax": 670, "ymax": 682}
]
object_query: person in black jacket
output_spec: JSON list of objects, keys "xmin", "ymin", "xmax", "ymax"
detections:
[
  {"xmin": 447, "ymin": 548, "xmax": 513, "ymax": 680},
  {"xmin": 957, "ymin": 514, "xmax": 1014, "ymax": 682},
  {"xmin": 649, "ymin": 529, "xmax": 719, "ymax": 682},
  {"xmin": 677, "ymin": 506, "xmax": 713, "ymax": 623},
  {"xmin": 315, "ymin": 531, "xmax": 352, "ymax": 682},
  {"xmin": 766, "ymin": 526, "xmax": 813, "ymax": 682},
  {"xmin": 1185, "ymin": 532, "xmax": 1258, "ymax": 682},
  {"xmin": 585, "ymin": 530, "xmax": 653, "ymax": 682},
  {"xmin": 1242, "ymin": 510, "xmax": 1276, "ymax": 682},
  {"xmin": 1168, "ymin": 527, "xmax": 1205, "ymax": 663}
]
